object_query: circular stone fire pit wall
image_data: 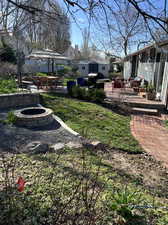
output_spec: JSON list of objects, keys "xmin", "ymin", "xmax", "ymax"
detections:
[{"xmin": 14, "ymin": 107, "xmax": 54, "ymax": 128}]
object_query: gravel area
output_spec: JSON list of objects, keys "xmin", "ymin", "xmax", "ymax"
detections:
[{"xmin": 0, "ymin": 107, "xmax": 81, "ymax": 153}]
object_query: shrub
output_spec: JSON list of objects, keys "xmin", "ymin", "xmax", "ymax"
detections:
[
  {"xmin": 88, "ymin": 88, "xmax": 106, "ymax": 103},
  {"xmin": 0, "ymin": 62, "xmax": 17, "ymax": 78},
  {"xmin": 0, "ymin": 43, "xmax": 16, "ymax": 64},
  {"xmin": 146, "ymin": 82, "xmax": 155, "ymax": 93},
  {"xmin": 105, "ymin": 186, "xmax": 145, "ymax": 223},
  {"xmin": 6, "ymin": 111, "xmax": 17, "ymax": 124},
  {"xmin": 57, "ymin": 65, "xmax": 72, "ymax": 76},
  {"xmin": 36, "ymin": 72, "xmax": 48, "ymax": 77},
  {"xmin": 0, "ymin": 79, "xmax": 17, "ymax": 94},
  {"xmin": 71, "ymin": 86, "xmax": 87, "ymax": 100},
  {"xmin": 68, "ymin": 86, "xmax": 106, "ymax": 103},
  {"xmin": 108, "ymin": 72, "xmax": 123, "ymax": 80}
]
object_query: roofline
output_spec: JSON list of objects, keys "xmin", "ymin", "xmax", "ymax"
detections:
[{"xmin": 124, "ymin": 39, "xmax": 168, "ymax": 58}]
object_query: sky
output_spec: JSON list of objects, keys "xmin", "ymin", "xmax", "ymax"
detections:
[
  {"xmin": 71, "ymin": 18, "xmax": 85, "ymax": 48},
  {"xmin": 59, "ymin": 0, "xmax": 168, "ymax": 55}
]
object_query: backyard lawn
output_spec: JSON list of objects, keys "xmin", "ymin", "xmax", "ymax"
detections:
[
  {"xmin": 1, "ymin": 145, "xmax": 168, "ymax": 225},
  {"xmin": 42, "ymin": 93, "xmax": 142, "ymax": 153},
  {"xmin": 1, "ymin": 93, "xmax": 168, "ymax": 225}
]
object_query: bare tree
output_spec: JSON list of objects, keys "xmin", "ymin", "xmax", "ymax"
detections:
[
  {"xmin": 111, "ymin": 3, "xmax": 146, "ymax": 56},
  {"xmin": 0, "ymin": 0, "xmax": 71, "ymax": 53},
  {"xmin": 1, "ymin": 0, "xmax": 168, "ymax": 56}
]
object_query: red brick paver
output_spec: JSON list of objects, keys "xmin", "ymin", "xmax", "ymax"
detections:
[
  {"xmin": 104, "ymin": 82, "xmax": 168, "ymax": 168},
  {"xmin": 131, "ymin": 114, "xmax": 168, "ymax": 168}
]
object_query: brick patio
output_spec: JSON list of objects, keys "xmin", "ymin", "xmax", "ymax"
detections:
[
  {"xmin": 104, "ymin": 82, "xmax": 168, "ymax": 168},
  {"xmin": 104, "ymin": 82, "xmax": 164, "ymax": 109},
  {"xmin": 131, "ymin": 114, "xmax": 168, "ymax": 168}
]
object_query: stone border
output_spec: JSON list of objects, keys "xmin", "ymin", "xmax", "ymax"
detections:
[
  {"xmin": 14, "ymin": 107, "xmax": 54, "ymax": 128},
  {"xmin": 38, "ymin": 104, "xmax": 80, "ymax": 137},
  {"xmin": 0, "ymin": 92, "xmax": 40, "ymax": 109}
]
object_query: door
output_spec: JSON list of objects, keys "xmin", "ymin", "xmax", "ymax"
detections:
[{"xmin": 89, "ymin": 63, "xmax": 98, "ymax": 73}]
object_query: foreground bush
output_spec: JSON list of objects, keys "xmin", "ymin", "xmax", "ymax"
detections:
[
  {"xmin": 68, "ymin": 86, "xmax": 106, "ymax": 103},
  {"xmin": 0, "ymin": 62, "xmax": 17, "ymax": 79},
  {"xmin": 0, "ymin": 78, "xmax": 17, "ymax": 94},
  {"xmin": 0, "ymin": 150, "xmax": 162, "ymax": 225}
]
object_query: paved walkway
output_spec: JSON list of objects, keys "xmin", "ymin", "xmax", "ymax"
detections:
[
  {"xmin": 104, "ymin": 82, "xmax": 168, "ymax": 168},
  {"xmin": 131, "ymin": 114, "xmax": 168, "ymax": 168}
]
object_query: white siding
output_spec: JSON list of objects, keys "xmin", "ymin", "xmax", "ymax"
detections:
[
  {"xmin": 24, "ymin": 59, "xmax": 68, "ymax": 73},
  {"xmin": 78, "ymin": 64, "xmax": 89, "ymax": 76},
  {"xmin": 137, "ymin": 62, "xmax": 154, "ymax": 82},
  {"xmin": 78, "ymin": 64, "xmax": 109, "ymax": 77},
  {"xmin": 98, "ymin": 64, "xmax": 109, "ymax": 77},
  {"xmin": 123, "ymin": 61, "xmax": 132, "ymax": 79},
  {"xmin": 161, "ymin": 62, "xmax": 168, "ymax": 104}
]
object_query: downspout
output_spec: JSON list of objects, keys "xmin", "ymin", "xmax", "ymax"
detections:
[
  {"xmin": 153, "ymin": 49, "xmax": 158, "ymax": 89},
  {"xmin": 52, "ymin": 59, "xmax": 54, "ymax": 73},
  {"xmin": 48, "ymin": 58, "xmax": 50, "ymax": 74}
]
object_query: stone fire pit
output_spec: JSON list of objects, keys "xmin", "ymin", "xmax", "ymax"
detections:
[{"xmin": 14, "ymin": 107, "xmax": 54, "ymax": 128}]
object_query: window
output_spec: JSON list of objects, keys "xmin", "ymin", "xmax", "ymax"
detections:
[
  {"xmin": 82, "ymin": 66, "xmax": 85, "ymax": 70},
  {"xmin": 102, "ymin": 66, "xmax": 105, "ymax": 70},
  {"xmin": 140, "ymin": 52, "xmax": 148, "ymax": 63},
  {"xmin": 156, "ymin": 53, "xmax": 161, "ymax": 62},
  {"xmin": 149, "ymin": 48, "xmax": 155, "ymax": 62}
]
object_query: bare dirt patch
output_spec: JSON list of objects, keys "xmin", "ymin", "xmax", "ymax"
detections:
[{"xmin": 90, "ymin": 143, "xmax": 168, "ymax": 199}]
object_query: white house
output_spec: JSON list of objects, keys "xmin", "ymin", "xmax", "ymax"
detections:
[
  {"xmin": 76, "ymin": 60, "xmax": 109, "ymax": 77},
  {"xmin": 123, "ymin": 40, "xmax": 168, "ymax": 106},
  {"xmin": 24, "ymin": 49, "xmax": 70, "ymax": 73}
]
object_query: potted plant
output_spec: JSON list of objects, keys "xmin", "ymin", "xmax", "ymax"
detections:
[
  {"xmin": 138, "ymin": 85, "xmax": 146, "ymax": 97},
  {"xmin": 146, "ymin": 83, "xmax": 156, "ymax": 100}
]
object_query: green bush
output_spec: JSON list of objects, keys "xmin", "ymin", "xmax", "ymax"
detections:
[
  {"xmin": 0, "ymin": 43, "xmax": 16, "ymax": 64},
  {"xmin": 0, "ymin": 111, "xmax": 17, "ymax": 125},
  {"xmin": 88, "ymin": 88, "xmax": 106, "ymax": 103},
  {"xmin": 71, "ymin": 86, "xmax": 87, "ymax": 100},
  {"xmin": 68, "ymin": 86, "xmax": 106, "ymax": 103},
  {"xmin": 36, "ymin": 72, "xmax": 47, "ymax": 77},
  {"xmin": 105, "ymin": 186, "xmax": 145, "ymax": 222},
  {"xmin": 57, "ymin": 65, "xmax": 72, "ymax": 76},
  {"xmin": 0, "ymin": 79, "xmax": 17, "ymax": 94},
  {"xmin": 6, "ymin": 111, "xmax": 17, "ymax": 124},
  {"xmin": 109, "ymin": 72, "xmax": 123, "ymax": 80}
]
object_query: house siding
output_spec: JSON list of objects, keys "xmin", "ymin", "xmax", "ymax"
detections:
[
  {"xmin": 124, "ymin": 61, "xmax": 132, "ymax": 79},
  {"xmin": 137, "ymin": 62, "xmax": 155, "ymax": 82},
  {"xmin": 24, "ymin": 59, "xmax": 69, "ymax": 73},
  {"xmin": 161, "ymin": 62, "xmax": 168, "ymax": 105},
  {"xmin": 99, "ymin": 64, "xmax": 109, "ymax": 76},
  {"xmin": 78, "ymin": 64, "xmax": 89, "ymax": 76},
  {"xmin": 78, "ymin": 63, "xmax": 109, "ymax": 77}
]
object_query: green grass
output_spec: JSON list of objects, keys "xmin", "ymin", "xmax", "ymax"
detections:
[
  {"xmin": 42, "ymin": 93, "xmax": 142, "ymax": 153},
  {"xmin": 1, "ymin": 149, "xmax": 166, "ymax": 225},
  {"xmin": 164, "ymin": 120, "xmax": 168, "ymax": 129},
  {"xmin": 0, "ymin": 78, "xmax": 17, "ymax": 94}
]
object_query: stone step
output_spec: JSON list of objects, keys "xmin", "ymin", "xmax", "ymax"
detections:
[
  {"xmin": 132, "ymin": 107, "xmax": 159, "ymax": 116},
  {"xmin": 127, "ymin": 101, "xmax": 165, "ymax": 110}
]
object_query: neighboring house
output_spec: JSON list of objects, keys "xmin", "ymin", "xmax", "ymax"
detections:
[
  {"xmin": 123, "ymin": 40, "xmax": 168, "ymax": 106},
  {"xmin": 76, "ymin": 60, "xmax": 109, "ymax": 77},
  {"xmin": 24, "ymin": 49, "xmax": 70, "ymax": 73}
]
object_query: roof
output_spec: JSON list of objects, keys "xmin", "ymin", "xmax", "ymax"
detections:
[
  {"xmin": 125, "ymin": 39, "xmax": 168, "ymax": 59},
  {"xmin": 78, "ymin": 59, "xmax": 109, "ymax": 64},
  {"xmin": 26, "ymin": 49, "xmax": 70, "ymax": 60}
]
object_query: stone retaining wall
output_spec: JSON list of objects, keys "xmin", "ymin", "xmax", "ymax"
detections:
[{"xmin": 0, "ymin": 93, "xmax": 40, "ymax": 109}]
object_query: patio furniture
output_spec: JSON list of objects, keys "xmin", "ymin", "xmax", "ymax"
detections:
[
  {"xmin": 67, "ymin": 80, "xmax": 76, "ymax": 91},
  {"xmin": 32, "ymin": 76, "xmax": 60, "ymax": 90}
]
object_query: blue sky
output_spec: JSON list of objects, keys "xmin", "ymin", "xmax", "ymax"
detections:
[
  {"xmin": 60, "ymin": 0, "xmax": 168, "ymax": 52},
  {"xmin": 71, "ymin": 18, "xmax": 85, "ymax": 47}
]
